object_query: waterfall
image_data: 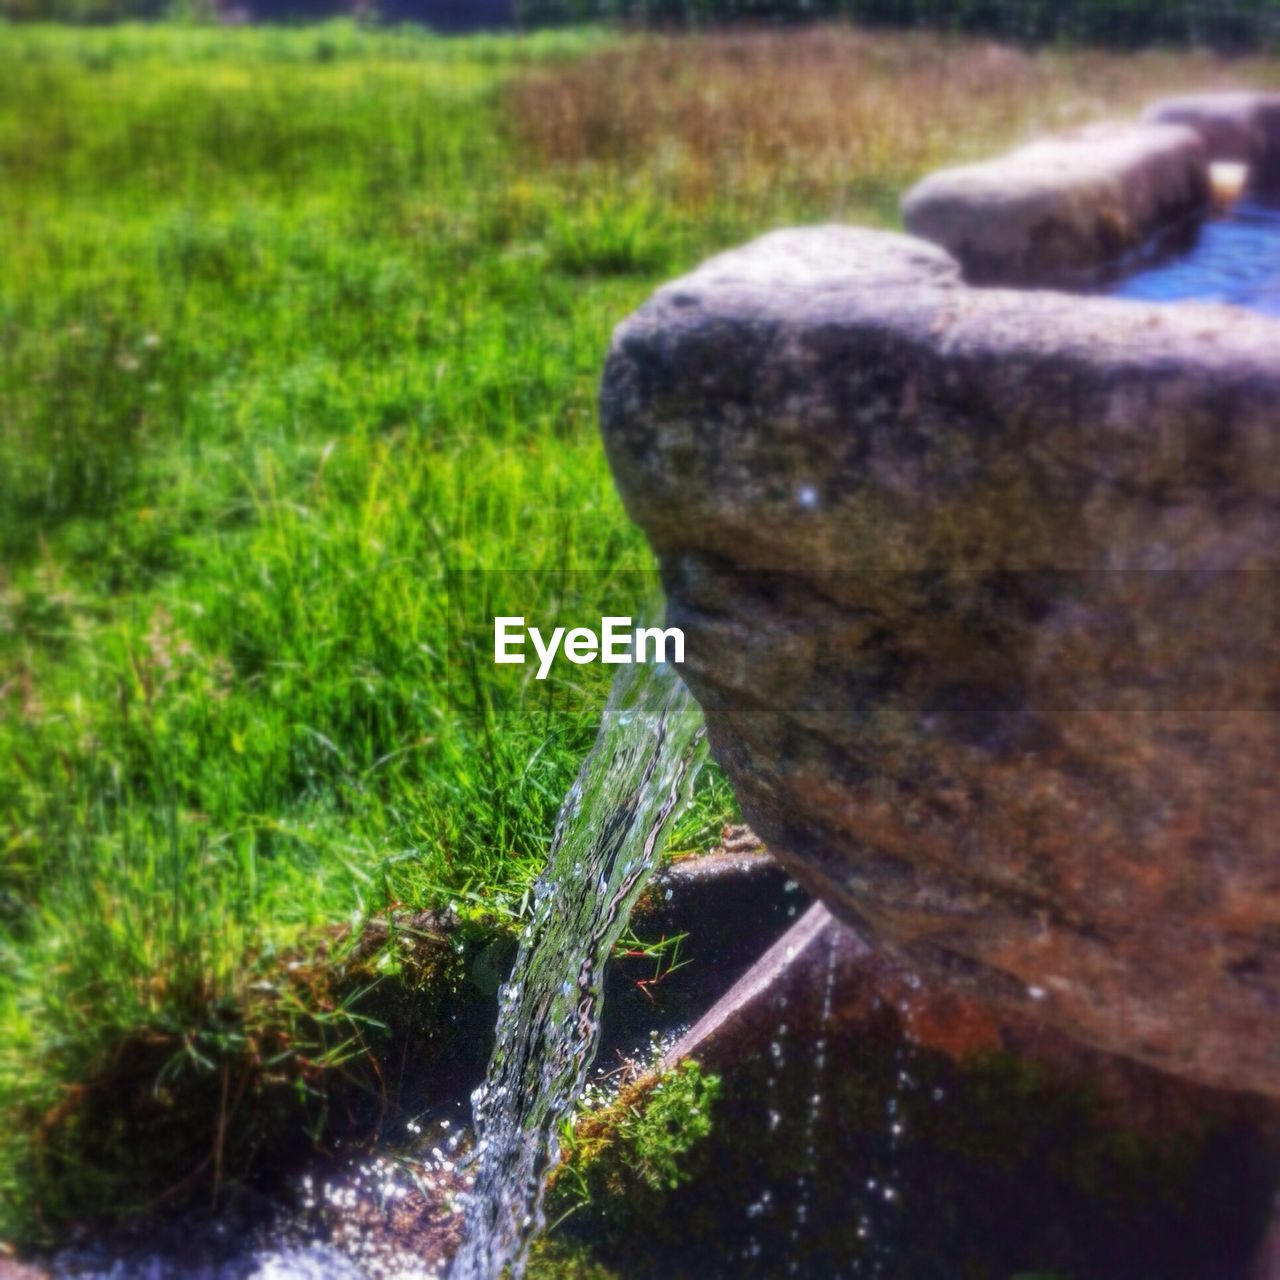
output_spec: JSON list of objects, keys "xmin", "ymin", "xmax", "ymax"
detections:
[{"xmin": 452, "ymin": 660, "xmax": 706, "ymax": 1279}]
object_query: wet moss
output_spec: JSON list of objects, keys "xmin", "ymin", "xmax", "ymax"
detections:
[
  {"xmin": 534, "ymin": 1061, "xmax": 727, "ymax": 1274},
  {"xmin": 546, "ymin": 1061, "xmax": 722, "ymax": 1242},
  {"xmin": 526, "ymin": 1236, "xmax": 622, "ymax": 1280}
]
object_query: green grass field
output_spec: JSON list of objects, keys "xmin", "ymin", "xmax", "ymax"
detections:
[{"xmin": 2, "ymin": 19, "xmax": 1275, "ymax": 1244}]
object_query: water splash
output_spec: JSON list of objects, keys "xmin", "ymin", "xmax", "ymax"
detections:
[{"xmin": 452, "ymin": 661, "xmax": 706, "ymax": 1279}]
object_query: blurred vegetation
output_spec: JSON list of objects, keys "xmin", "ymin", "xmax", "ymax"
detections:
[
  {"xmin": 4, "ymin": 0, "xmax": 1280, "ymax": 50},
  {"xmin": 1, "ymin": 18, "xmax": 1277, "ymax": 1244},
  {"xmin": 5, "ymin": 0, "xmax": 1280, "ymax": 49},
  {"xmin": 521, "ymin": 0, "xmax": 1280, "ymax": 51}
]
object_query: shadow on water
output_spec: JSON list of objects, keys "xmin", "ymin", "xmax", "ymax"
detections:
[
  {"xmin": 596, "ymin": 853, "xmax": 809, "ymax": 1071},
  {"xmin": 550, "ymin": 914, "xmax": 1280, "ymax": 1280}
]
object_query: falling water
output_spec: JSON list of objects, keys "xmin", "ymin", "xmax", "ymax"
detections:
[{"xmin": 451, "ymin": 660, "xmax": 706, "ymax": 1280}]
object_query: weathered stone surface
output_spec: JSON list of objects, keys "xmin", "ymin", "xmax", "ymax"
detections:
[
  {"xmin": 901, "ymin": 122, "xmax": 1209, "ymax": 284},
  {"xmin": 600, "ymin": 225, "xmax": 1280, "ymax": 1099},
  {"xmin": 1144, "ymin": 91, "xmax": 1280, "ymax": 182}
]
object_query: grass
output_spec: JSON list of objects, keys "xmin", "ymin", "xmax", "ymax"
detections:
[{"xmin": 1, "ymin": 17, "xmax": 1277, "ymax": 1245}]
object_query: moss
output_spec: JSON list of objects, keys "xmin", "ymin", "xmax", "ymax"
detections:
[
  {"xmin": 544, "ymin": 1061, "xmax": 721, "ymax": 1249},
  {"xmin": 525, "ymin": 1237, "xmax": 623, "ymax": 1280}
]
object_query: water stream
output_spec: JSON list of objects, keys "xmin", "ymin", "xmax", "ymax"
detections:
[{"xmin": 450, "ymin": 660, "xmax": 706, "ymax": 1280}]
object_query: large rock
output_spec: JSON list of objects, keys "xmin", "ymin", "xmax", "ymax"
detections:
[
  {"xmin": 901, "ymin": 122, "xmax": 1208, "ymax": 284},
  {"xmin": 600, "ymin": 225, "xmax": 1280, "ymax": 1100}
]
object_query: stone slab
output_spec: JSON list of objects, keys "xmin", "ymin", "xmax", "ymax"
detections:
[{"xmin": 901, "ymin": 122, "xmax": 1209, "ymax": 284}]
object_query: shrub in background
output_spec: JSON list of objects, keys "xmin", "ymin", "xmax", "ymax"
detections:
[{"xmin": 518, "ymin": 0, "xmax": 1280, "ymax": 50}]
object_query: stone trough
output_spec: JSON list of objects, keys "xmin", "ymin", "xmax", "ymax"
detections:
[{"xmin": 600, "ymin": 92, "xmax": 1280, "ymax": 1104}]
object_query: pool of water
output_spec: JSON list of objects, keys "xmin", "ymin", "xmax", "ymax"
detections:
[{"xmin": 1106, "ymin": 198, "xmax": 1280, "ymax": 315}]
